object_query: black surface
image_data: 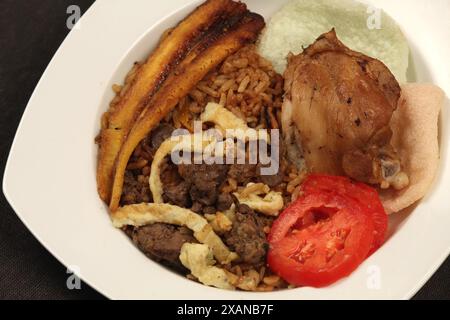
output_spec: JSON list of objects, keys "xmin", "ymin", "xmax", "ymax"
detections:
[{"xmin": 0, "ymin": 0, "xmax": 448, "ymax": 300}]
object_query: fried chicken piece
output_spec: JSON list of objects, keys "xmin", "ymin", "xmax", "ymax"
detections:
[{"xmin": 283, "ymin": 29, "xmax": 408, "ymax": 189}]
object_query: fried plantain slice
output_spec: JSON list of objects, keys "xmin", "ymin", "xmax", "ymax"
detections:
[
  {"xmin": 109, "ymin": 13, "xmax": 265, "ymax": 211},
  {"xmin": 97, "ymin": 0, "xmax": 246, "ymax": 202}
]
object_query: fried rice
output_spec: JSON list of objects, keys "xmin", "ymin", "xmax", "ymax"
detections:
[{"xmin": 106, "ymin": 45, "xmax": 306, "ymax": 291}]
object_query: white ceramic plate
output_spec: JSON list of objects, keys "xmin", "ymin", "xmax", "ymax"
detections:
[{"xmin": 3, "ymin": 0, "xmax": 450, "ymax": 300}]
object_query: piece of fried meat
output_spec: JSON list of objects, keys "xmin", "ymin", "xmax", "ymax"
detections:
[{"xmin": 283, "ymin": 29, "xmax": 408, "ymax": 190}]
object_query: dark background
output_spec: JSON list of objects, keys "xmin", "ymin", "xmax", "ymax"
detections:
[{"xmin": 0, "ymin": 0, "xmax": 448, "ymax": 300}]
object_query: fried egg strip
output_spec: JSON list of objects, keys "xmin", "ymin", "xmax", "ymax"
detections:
[
  {"xmin": 149, "ymin": 133, "xmax": 217, "ymax": 204},
  {"xmin": 149, "ymin": 103, "xmax": 270, "ymax": 205},
  {"xmin": 233, "ymin": 183, "xmax": 284, "ymax": 216},
  {"xmin": 112, "ymin": 203, "xmax": 238, "ymax": 264}
]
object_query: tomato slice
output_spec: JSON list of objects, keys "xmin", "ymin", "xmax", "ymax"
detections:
[
  {"xmin": 268, "ymin": 192, "xmax": 375, "ymax": 287},
  {"xmin": 301, "ymin": 175, "xmax": 388, "ymax": 254}
]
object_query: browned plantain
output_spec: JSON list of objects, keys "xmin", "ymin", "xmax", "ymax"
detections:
[
  {"xmin": 97, "ymin": 0, "xmax": 246, "ymax": 203},
  {"xmin": 109, "ymin": 13, "xmax": 265, "ymax": 211}
]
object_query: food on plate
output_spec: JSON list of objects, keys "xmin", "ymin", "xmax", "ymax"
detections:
[
  {"xmin": 233, "ymin": 183, "xmax": 284, "ymax": 216},
  {"xmin": 258, "ymin": 0, "xmax": 409, "ymax": 82},
  {"xmin": 283, "ymin": 29, "xmax": 408, "ymax": 190},
  {"xmin": 149, "ymin": 132, "xmax": 217, "ymax": 204},
  {"xmin": 205, "ymin": 211, "xmax": 233, "ymax": 234},
  {"xmin": 180, "ymin": 242, "xmax": 275, "ymax": 291},
  {"xmin": 200, "ymin": 102, "xmax": 250, "ymax": 133},
  {"xmin": 130, "ymin": 223, "xmax": 196, "ymax": 271},
  {"xmin": 97, "ymin": 0, "xmax": 249, "ymax": 202},
  {"xmin": 108, "ymin": 9, "xmax": 265, "ymax": 211},
  {"xmin": 112, "ymin": 202, "xmax": 238, "ymax": 264},
  {"xmin": 148, "ymin": 103, "xmax": 270, "ymax": 205},
  {"xmin": 268, "ymin": 175, "xmax": 387, "ymax": 287},
  {"xmin": 180, "ymin": 243, "xmax": 235, "ymax": 290},
  {"xmin": 103, "ymin": 11, "xmax": 289, "ymax": 288},
  {"xmin": 379, "ymin": 84, "xmax": 444, "ymax": 213},
  {"xmin": 96, "ymin": 0, "xmax": 444, "ymax": 290}
]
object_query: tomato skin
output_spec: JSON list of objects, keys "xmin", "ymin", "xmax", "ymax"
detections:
[
  {"xmin": 301, "ymin": 175, "xmax": 388, "ymax": 254},
  {"xmin": 268, "ymin": 192, "xmax": 375, "ymax": 287}
]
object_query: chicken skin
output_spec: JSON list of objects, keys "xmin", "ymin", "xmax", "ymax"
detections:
[{"xmin": 283, "ymin": 29, "xmax": 408, "ymax": 189}]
